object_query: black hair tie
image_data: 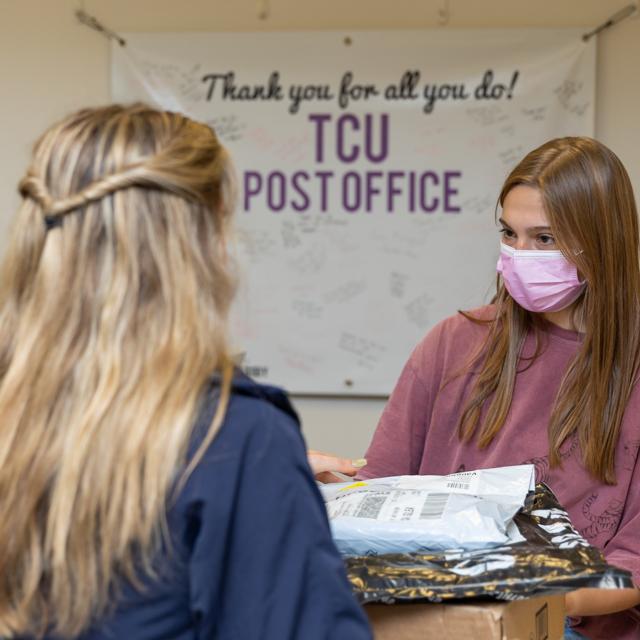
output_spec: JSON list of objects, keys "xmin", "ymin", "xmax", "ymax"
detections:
[{"xmin": 44, "ymin": 215, "xmax": 63, "ymax": 231}]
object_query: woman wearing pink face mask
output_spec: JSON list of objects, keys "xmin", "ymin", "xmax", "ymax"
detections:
[{"xmin": 314, "ymin": 137, "xmax": 640, "ymax": 640}]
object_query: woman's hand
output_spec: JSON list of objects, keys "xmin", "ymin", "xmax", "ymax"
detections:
[
  {"xmin": 307, "ymin": 450, "xmax": 367, "ymax": 483},
  {"xmin": 565, "ymin": 587, "xmax": 640, "ymax": 616}
]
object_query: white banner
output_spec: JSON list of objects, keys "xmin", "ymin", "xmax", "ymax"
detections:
[{"xmin": 111, "ymin": 30, "xmax": 595, "ymax": 395}]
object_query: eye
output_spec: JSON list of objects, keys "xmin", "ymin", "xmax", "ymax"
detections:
[
  {"xmin": 537, "ymin": 234, "xmax": 556, "ymax": 247},
  {"xmin": 499, "ymin": 227, "xmax": 516, "ymax": 240}
]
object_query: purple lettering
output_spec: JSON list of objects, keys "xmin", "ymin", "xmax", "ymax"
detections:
[
  {"xmin": 364, "ymin": 114, "xmax": 389, "ymax": 163},
  {"xmin": 342, "ymin": 172, "xmax": 361, "ymax": 212},
  {"xmin": 267, "ymin": 172, "xmax": 286, "ymax": 212},
  {"xmin": 337, "ymin": 114, "xmax": 360, "ymax": 163},
  {"xmin": 387, "ymin": 171, "xmax": 404, "ymax": 213},
  {"xmin": 365, "ymin": 171, "xmax": 383, "ymax": 212},
  {"xmin": 291, "ymin": 171, "xmax": 310, "ymax": 212},
  {"xmin": 408, "ymin": 171, "xmax": 416, "ymax": 212},
  {"xmin": 308, "ymin": 113, "xmax": 332, "ymax": 163},
  {"xmin": 316, "ymin": 171, "xmax": 333, "ymax": 212},
  {"xmin": 243, "ymin": 171, "xmax": 262, "ymax": 211},
  {"xmin": 420, "ymin": 172, "xmax": 439, "ymax": 212},
  {"xmin": 444, "ymin": 171, "xmax": 462, "ymax": 212}
]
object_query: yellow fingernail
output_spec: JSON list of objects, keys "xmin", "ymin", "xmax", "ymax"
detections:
[{"xmin": 351, "ymin": 458, "xmax": 367, "ymax": 468}]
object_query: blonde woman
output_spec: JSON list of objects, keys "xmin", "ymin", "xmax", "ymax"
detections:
[{"xmin": 0, "ymin": 104, "xmax": 372, "ymax": 639}]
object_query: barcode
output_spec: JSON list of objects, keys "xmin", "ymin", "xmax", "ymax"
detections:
[
  {"xmin": 420, "ymin": 492, "xmax": 449, "ymax": 519},
  {"xmin": 446, "ymin": 481, "xmax": 471, "ymax": 490},
  {"xmin": 535, "ymin": 603, "xmax": 549, "ymax": 640},
  {"xmin": 354, "ymin": 495, "xmax": 386, "ymax": 519}
]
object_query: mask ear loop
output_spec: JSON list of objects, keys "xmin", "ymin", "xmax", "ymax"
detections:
[{"xmin": 571, "ymin": 249, "xmax": 586, "ymax": 284}]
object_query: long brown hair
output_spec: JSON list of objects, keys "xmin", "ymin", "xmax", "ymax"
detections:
[
  {"xmin": 0, "ymin": 104, "xmax": 237, "ymax": 636},
  {"xmin": 458, "ymin": 137, "xmax": 640, "ymax": 485}
]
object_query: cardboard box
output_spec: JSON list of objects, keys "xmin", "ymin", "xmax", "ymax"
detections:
[{"xmin": 365, "ymin": 595, "xmax": 565, "ymax": 640}]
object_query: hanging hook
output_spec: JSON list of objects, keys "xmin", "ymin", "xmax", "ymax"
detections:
[
  {"xmin": 257, "ymin": 0, "xmax": 270, "ymax": 20},
  {"xmin": 438, "ymin": 0, "xmax": 451, "ymax": 26},
  {"xmin": 582, "ymin": 2, "xmax": 638, "ymax": 41},
  {"xmin": 75, "ymin": 8, "xmax": 126, "ymax": 47}
]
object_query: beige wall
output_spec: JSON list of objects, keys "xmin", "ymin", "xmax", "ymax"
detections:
[{"xmin": 1, "ymin": 0, "xmax": 638, "ymax": 458}]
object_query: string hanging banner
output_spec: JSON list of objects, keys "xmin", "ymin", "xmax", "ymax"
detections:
[{"xmin": 111, "ymin": 29, "xmax": 595, "ymax": 395}]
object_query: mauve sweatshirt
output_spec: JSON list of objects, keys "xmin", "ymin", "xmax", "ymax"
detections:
[{"xmin": 360, "ymin": 305, "xmax": 640, "ymax": 640}]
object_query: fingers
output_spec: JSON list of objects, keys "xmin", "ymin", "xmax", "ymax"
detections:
[
  {"xmin": 307, "ymin": 450, "xmax": 367, "ymax": 482},
  {"xmin": 316, "ymin": 471, "xmax": 351, "ymax": 484}
]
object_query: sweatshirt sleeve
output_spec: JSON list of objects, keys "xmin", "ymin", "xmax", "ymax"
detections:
[
  {"xmin": 186, "ymin": 400, "xmax": 373, "ymax": 640},
  {"xmin": 603, "ymin": 452, "xmax": 640, "ymax": 589},
  {"xmin": 359, "ymin": 317, "xmax": 450, "ymax": 480}
]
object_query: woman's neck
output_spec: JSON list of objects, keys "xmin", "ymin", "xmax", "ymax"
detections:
[{"xmin": 543, "ymin": 302, "xmax": 584, "ymax": 332}]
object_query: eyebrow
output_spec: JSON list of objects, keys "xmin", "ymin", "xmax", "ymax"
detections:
[{"xmin": 498, "ymin": 217, "xmax": 552, "ymax": 233}]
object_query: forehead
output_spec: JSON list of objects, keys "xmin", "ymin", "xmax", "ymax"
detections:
[{"xmin": 501, "ymin": 185, "xmax": 549, "ymax": 227}]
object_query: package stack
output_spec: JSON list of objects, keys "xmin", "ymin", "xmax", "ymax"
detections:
[{"xmin": 321, "ymin": 466, "xmax": 633, "ymax": 640}]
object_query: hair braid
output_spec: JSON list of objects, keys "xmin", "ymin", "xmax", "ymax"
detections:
[
  {"xmin": 18, "ymin": 173, "xmax": 54, "ymax": 213},
  {"xmin": 18, "ymin": 127, "xmax": 219, "ymax": 226}
]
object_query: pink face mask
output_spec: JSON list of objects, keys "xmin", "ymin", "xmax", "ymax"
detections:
[{"xmin": 496, "ymin": 244, "xmax": 586, "ymax": 313}]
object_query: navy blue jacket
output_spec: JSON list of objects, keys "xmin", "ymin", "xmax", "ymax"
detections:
[{"xmin": 42, "ymin": 374, "xmax": 372, "ymax": 640}]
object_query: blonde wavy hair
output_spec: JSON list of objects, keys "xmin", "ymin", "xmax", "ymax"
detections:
[{"xmin": 0, "ymin": 104, "xmax": 236, "ymax": 637}]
